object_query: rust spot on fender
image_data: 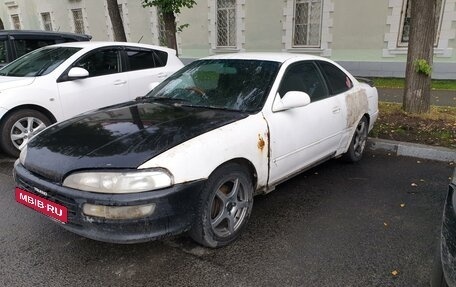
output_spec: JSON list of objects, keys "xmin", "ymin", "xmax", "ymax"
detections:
[
  {"xmin": 346, "ymin": 89, "xmax": 369, "ymax": 128},
  {"xmin": 257, "ymin": 134, "xmax": 265, "ymax": 151}
]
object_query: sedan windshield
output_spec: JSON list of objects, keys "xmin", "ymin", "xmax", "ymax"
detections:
[
  {"xmin": 146, "ymin": 59, "xmax": 280, "ymax": 113},
  {"xmin": 0, "ymin": 46, "xmax": 81, "ymax": 77}
]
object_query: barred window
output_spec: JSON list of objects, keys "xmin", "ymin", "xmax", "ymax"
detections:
[
  {"xmin": 41, "ymin": 13, "xmax": 53, "ymax": 31},
  {"xmin": 216, "ymin": 0, "xmax": 236, "ymax": 47},
  {"xmin": 11, "ymin": 14, "xmax": 21, "ymax": 30},
  {"xmin": 72, "ymin": 9, "xmax": 85, "ymax": 34},
  {"xmin": 293, "ymin": 0, "xmax": 322, "ymax": 47},
  {"xmin": 399, "ymin": 0, "xmax": 444, "ymax": 46}
]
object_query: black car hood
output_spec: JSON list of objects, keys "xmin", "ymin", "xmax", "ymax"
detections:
[{"xmin": 24, "ymin": 101, "xmax": 248, "ymax": 183}]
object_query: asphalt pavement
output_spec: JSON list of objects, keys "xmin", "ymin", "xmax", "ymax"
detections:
[
  {"xmin": 0, "ymin": 150, "xmax": 453, "ymax": 286},
  {"xmin": 378, "ymin": 88, "xmax": 456, "ymax": 106}
]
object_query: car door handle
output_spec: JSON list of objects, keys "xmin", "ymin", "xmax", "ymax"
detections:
[
  {"xmin": 332, "ymin": 107, "xmax": 341, "ymax": 114},
  {"xmin": 157, "ymin": 73, "xmax": 167, "ymax": 79},
  {"xmin": 113, "ymin": 80, "xmax": 127, "ymax": 86}
]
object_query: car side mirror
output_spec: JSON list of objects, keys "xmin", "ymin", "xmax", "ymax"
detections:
[
  {"xmin": 272, "ymin": 91, "xmax": 311, "ymax": 112},
  {"xmin": 67, "ymin": 67, "xmax": 89, "ymax": 79},
  {"xmin": 148, "ymin": 82, "xmax": 160, "ymax": 91}
]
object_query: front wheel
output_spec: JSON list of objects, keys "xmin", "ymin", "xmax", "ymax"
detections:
[
  {"xmin": 0, "ymin": 109, "xmax": 51, "ymax": 157},
  {"xmin": 342, "ymin": 116, "xmax": 368, "ymax": 162},
  {"xmin": 189, "ymin": 163, "xmax": 254, "ymax": 248}
]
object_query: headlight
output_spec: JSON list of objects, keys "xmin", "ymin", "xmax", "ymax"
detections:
[{"xmin": 63, "ymin": 169, "xmax": 173, "ymax": 193}]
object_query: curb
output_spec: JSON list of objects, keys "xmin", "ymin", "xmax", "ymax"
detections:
[{"xmin": 368, "ymin": 138, "xmax": 456, "ymax": 162}]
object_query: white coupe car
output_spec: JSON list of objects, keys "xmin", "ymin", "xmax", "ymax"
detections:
[
  {"xmin": 0, "ymin": 42, "xmax": 183, "ymax": 156},
  {"xmin": 14, "ymin": 53, "xmax": 378, "ymax": 248}
]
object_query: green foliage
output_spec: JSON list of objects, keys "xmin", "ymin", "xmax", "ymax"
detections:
[
  {"xmin": 142, "ymin": 0, "xmax": 196, "ymax": 14},
  {"xmin": 372, "ymin": 78, "xmax": 456, "ymax": 90},
  {"xmin": 177, "ymin": 23, "xmax": 189, "ymax": 32},
  {"xmin": 414, "ymin": 59, "xmax": 432, "ymax": 76}
]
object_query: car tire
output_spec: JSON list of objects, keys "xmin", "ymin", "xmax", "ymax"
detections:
[
  {"xmin": 189, "ymin": 162, "xmax": 254, "ymax": 248},
  {"xmin": 431, "ymin": 244, "xmax": 449, "ymax": 287},
  {"xmin": 342, "ymin": 116, "xmax": 368, "ymax": 163},
  {"xmin": 0, "ymin": 109, "xmax": 51, "ymax": 157}
]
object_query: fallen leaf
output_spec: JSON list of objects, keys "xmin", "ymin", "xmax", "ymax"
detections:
[
  {"xmin": 411, "ymin": 183, "xmax": 418, "ymax": 187},
  {"xmin": 420, "ymin": 179, "xmax": 425, "ymax": 182},
  {"xmin": 314, "ymin": 172, "xmax": 319, "ymax": 175},
  {"xmin": 416, "ymin": 160, "xmax": 421, "ymax": 164},
  {"xmin": 400, "ymin": 203, "xmax": 406, "ymax": 208},
  {"xmin": 384, "ymin": 222, "xmax": 388, "ymax": 226},
  {"xmin": 391, "ymin": 270, "xmax": 399, "ymax": 276}
]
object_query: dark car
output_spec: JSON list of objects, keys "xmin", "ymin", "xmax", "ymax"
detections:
[
  {"xmin": 432, "ymin": 168, "xmax": 456, "ymax": 287},
  {"xmin": 0, "ymin": 30, "xmax": 91, "ymax": 67}
]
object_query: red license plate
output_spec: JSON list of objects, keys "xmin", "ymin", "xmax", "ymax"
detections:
[{"xmin": 15, "ymin": 187, "xmax": 68, "ymax": 224}]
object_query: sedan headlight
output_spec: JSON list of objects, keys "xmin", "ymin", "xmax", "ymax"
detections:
[{"xmin": 63, "ymin": 169, "xmax": 173, "ymax": 193}]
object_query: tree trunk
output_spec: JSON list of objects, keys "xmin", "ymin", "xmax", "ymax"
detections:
[
  {"xmin": 106, "ymin": 0, "xmax": 127, "ymax": 42},
  {"xmin": 163, "ymin": 12, "xmax": 178, "ymax": 56},
  {"xmin": 403, "ymin": 0, "xmax": 437, "ymax": 114}
]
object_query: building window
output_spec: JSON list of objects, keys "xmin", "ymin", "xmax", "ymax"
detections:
[
  {"xmin": 293, "ymin": 0, "xmax": 322, "ymax": 47},
  {"xmin": 11, "ymin": 14, "xmax": 21, "ymax": 30},
  {"xmin": 216, "ymin": 0, "xmax": 236, "ymax": 47},
  {"xmin": 41, "ymin": 13, "xmax": 53, "ymax": 31},
  {"xmin": 398, "ymin": 0, "xmax": 444, "ymax": 46},
  {"xmin": 72, "ymin": 9, "xmax": 85, "ymax": 34}
]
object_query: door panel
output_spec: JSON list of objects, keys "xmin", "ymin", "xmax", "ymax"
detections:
[
  {"xmin": 57, "ymin": 48, "xmax": 129, "ymax": 119},
  {"xmin": 267, "ymin": 61, "xmax": 345, "ymax": 185}
]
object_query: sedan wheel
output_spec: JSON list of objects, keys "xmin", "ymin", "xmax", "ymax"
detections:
[
  {"xmin": 342, "ymin": 116, "xmax": 368, "ymax": 162},
  {"xmin": 0, "ymin": 109, "xmax": 51, "ymax": 157},
  {"xmin": 190, "ymin": 163, "xmax": 253, "ymax": 248}
]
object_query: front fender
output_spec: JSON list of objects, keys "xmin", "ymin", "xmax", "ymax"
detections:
[{"xmin": 138, "ymin": 113, "xmax": 269, "ymax": 190}]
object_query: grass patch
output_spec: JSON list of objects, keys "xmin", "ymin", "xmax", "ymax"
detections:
[
  {"xmin": 370, "ymin": 102, "xmax": 456, "ymax": 149},
  {"xmin": 371, "ymin": 78, "xmax": 456, "ymax": 90}
]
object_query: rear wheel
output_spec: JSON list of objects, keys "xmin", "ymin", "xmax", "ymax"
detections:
[
  {"xmin": 0, "ymin": 109, "xmax": 51, "ymax": 157},
  {"xmin": 190, "ymin": 163, "xmax": 254, "ymax": 248},
  {"xmin": 342, "ymin": 116, "xmax": 368, "ymax": 162}
]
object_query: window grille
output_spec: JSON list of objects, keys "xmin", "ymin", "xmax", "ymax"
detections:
[
  {"xmin": 216, "ymin": 0, "xmax": 236, "ymax": 47},
  {"xmin": 41, "ymin": 13, "xmax": 52, "ymax": 31},
  {"xmin": 293, "ymin": 0, "xmax": 322, "ymax": 47},
  {"xmin": 72, "ymin": 9, "xmax": 85, "ymax": 34}
]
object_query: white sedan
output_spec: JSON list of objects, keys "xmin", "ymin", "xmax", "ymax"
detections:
[
  {"xmin": 14, "ymin": 53, "xmax": 378, "ymax": 248},
  {"xmin": 0, "ymin": 42, "xmax": 183, "ymax": 156}
]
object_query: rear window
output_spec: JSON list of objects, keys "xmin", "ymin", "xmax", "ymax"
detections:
[
  {"xmin": 154, "ymin": 50, "xmax": 168, "ymax": 67},
  {"xmin": 317, "ymin": 61, "xmax": 353, "ymax": 95},
  {"xmin": 14, "ymin": 38, "xmax": 57, "ymax": 58},
  {"xmin": 126, "ymin": 49, "xmax": 155, "ymax": 71}
]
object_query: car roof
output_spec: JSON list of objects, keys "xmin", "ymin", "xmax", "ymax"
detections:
[
  {"xmin": 0, "ymin": 30, "xmax": 91, "ymax": 40},
  {"xmin": 202, "ymin": 52, "xmax": 326, "ymax": 63},
  {"xmin": 51, "ymin": 41, "xmax": 175, "ymax": 53}
]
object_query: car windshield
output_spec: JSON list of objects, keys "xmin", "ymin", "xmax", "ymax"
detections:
[
  {"xmin": 146, "ymin": 59, "xmax": 280, "ymax": 113},
  {"xmin": 0, "ymin": 46, "xmax": 81, "ymax": 77}
]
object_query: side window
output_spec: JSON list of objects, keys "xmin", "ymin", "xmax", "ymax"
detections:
[
  {"xmin": 278, "ymin": 61, "xmax": 328, "ymax": 102},
  {"xmin": 74, "ymin": 49, "xmax": 120, "ymax": 77},
  {"xmin": 317, "ymin": 61, "xmax": 353, "ymax": 95},
  {"xmin": 153, "ymin": 50, "xmax": 168, "ymax": 67},
  {"xmin": 126, "ymin": 49, "xmax": 155, "ymax": 71},
  {"xmin": 14, "ymin": 38, "xmax": 56, "ymax": 58}
]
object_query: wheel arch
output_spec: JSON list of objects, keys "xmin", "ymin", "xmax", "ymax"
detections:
[
  {"xmin": 211, "ymin": 158, "xmax": 259, "ymax": 192},
  {"xmin": 1, "ymin": 105, "xmax": 57, "ymax": 124}
]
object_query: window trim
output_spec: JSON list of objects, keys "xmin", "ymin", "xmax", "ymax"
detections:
[
  {"xmin": 292, "ymin": 0, "xmax": 323, "ymax": 48},
  {"xmin": 282, "ymin": 0, "xmax": 333, "ymax": 56},
  {"xmin": 208, "ymin": 0, "xmax": 246, "ymax": 53}
]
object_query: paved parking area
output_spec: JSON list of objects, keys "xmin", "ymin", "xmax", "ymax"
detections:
[{"xmin": 0, "ymin": 150, "xmax": 453, "ymax": 286}]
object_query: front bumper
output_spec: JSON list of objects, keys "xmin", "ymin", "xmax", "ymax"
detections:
[
  {"xmin": 14, "ymin": 162, "xmax": 205, "ymax": 244},
  {"xmin": 441, "ymin": 182, "xmax": 456, "ymax": 286}
]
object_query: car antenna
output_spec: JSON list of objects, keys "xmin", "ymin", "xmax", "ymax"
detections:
[{"xmin": 137, "ymin": 36, "xmax": 143, "ymax": 43}]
